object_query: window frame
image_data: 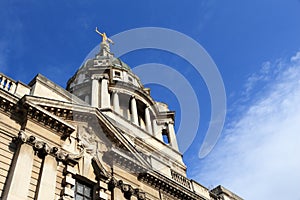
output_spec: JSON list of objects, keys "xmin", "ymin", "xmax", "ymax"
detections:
[{"xmin": 74, "ymin": 179, "xmax": 94, "ymax": 200}]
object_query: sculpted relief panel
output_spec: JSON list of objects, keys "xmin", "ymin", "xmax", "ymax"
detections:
[{"xmin": 77, "ymin": 123, "xmax": 110, "ymax": 158}]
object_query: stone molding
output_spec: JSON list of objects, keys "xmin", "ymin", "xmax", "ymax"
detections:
[
  {"xmin": 0, "ymin": 91, "xmax": 18, "ymax": 114},
  {"xmin": 0, "ymin": 93, "xmax": 75, "ymax": 139},
  {"xmin": 138, "ymin": 172, "xmax": 208, "ymax": 200},
  {"xmin": 103, "ymin": 147, "xmax": 209, "ymax": 200},
  {"xmin": 13, "ymin": 130, "xmax": 83, "ymax": 161},
  {"xmin": 103, "ymin": 149, "xmax": 147, "ymax": 173},
  {"xmin": 91, "ymin": 74, "xmax": 109, "ymax": 80},
  {"xmin": 23, "ymin": 100, "xmax": 75, "ymax": 139}
]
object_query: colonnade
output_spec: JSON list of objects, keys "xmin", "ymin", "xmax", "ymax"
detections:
[
  {"xmin": 112, "ymin": 91, "xmax": 153, "ymax": 135},
  {"xmin": 89, "ymin": 75, "xmax": 178, "ymax": 150},
  {"xmin": 90, "ymin": 75, "xmax": 153, "ymax": 134}
]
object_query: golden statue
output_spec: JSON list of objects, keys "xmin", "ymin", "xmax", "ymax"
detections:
[{"xmin": 95, "ymin": 27, "xmax": 114, "ymax": 44}]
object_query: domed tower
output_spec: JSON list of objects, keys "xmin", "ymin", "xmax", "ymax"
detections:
[{"xmin": 67, "ymin": 29, "xmax": 186, "ymax": 177}]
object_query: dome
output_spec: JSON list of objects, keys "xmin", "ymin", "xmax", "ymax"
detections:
[
  {"xmin": 66, "ymin": 42, "xmax": 140, "ymax": 93},
  {"xmin": 77, "ymin": 55, "xmax": 131, "ymax": 72},
  {"xmin": 111, "ymin": 58, "xmax": 131, "ymax": 71}
]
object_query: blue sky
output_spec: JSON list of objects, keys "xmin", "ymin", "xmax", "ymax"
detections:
[{"xmin": 1, "ymin": 1, "xmax": 300, "ymax": 199}]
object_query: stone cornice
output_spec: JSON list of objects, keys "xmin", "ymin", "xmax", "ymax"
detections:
[
  {"xmin": 103, "ymin": 147, "xmax": 208, "ymax": 200},
  {"xmin": 211, "ymin": 185, "xmax": 243, "ymax": 200},
  {"xmin": 0, "ymin": 93, "xmax": 75, "ymax": 139},
  {"xmin": 20, "ymin": 97, "xmax": 75, "ymax": 139},
  {"xmin": 103, "ymin": 148, "xmax": 148, "ymax": 174},
  {"xmin": 0, "ymin": 89, "xmax": 19, "ymax": 114},
  {"xmin": 94, "ymin": 109, "xmax": 153, "ymax": 169},
  {"xmin": 23, "ymin": 97, "xmax": 152, "ymax": 170},
  {"xmin": 13, "ymin": 130, "xmax": 83, "ymax": 162},
  {"xmin": 138, "ymin": 172, "xmax": 208, "ymax": 200},
  {"xmin": 109, "ymin": 83, "xmax": 158, "ymax": 112}
]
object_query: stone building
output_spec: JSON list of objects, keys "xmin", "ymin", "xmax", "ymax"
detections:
[{"xmin": 0, "ymin": 31, "xmax": 242, "ymax": 200}]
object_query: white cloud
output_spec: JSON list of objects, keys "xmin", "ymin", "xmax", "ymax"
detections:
[
  {"xmin": 291, "ymin": 51, "xmax": 300, "ymax": 62},
  {"xmin": 194, "ymin": 52, "xmax": 300, "ymax": 199}
]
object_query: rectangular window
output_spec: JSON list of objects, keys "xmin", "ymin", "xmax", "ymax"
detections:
[
  {"xmin": 114, "ymin": 71, "xmax": 121, "ymax": 77},
  {"xmin": 75, "ymin": 181, "xmax": 92, "ymax": 200}
]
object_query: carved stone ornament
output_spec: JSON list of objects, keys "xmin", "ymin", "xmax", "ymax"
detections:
[
  {"xmin": 77, "ymin": 124, "xmax": 109, "ymax": 157},
  {"xmin": 13, "ymin": 130, "xmax": 83, "ymax": 161}
]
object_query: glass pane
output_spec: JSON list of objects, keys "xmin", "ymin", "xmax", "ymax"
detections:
[
  {"xmin": 84, "ymin": 186, "xmax": 91, "ymax": 197},
  {"xmin": 75, "ymin": 194, "xmax": 83, "ymax": 200},
  {"xmin": 77, "ymin": 183, "xmax": 84, "ymax": 194}
]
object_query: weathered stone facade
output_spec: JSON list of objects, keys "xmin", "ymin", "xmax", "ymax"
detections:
[{"xmin": 0, "ymin": 35, "xmax": 242, "ymax": 200}]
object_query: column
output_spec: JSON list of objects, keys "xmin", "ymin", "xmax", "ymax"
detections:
[
  {"xmin": 36, "ymin": 155, "xmax": 57, "ymax": 200},
  {"xmin": 152, "ymin": 119, "xmax": 158, "ymax": 137},
  {"xmin": 145, "ymin": 107, "xmax": 152, "ymax": 134},
  {"xmin": 100, "ymin": 77, "xmax": 110, "ymax": 109},
  {"xmin": 2, "ymin": 144, "xmax": 34, "ymax": 200},
  {"xmin": 91, "ymin": 77, "xmax": 100, "ymax": 107},
  {"xmin": 130, "ymin": 96, "xmax": 139, "ymax": 125},
  {"xmin": 167, "ymin": 122, "xmax": 179, "ymax": 151},
  {"xmin": 112, "ymin": 91, "xmax": 120, "ymax": 114}
]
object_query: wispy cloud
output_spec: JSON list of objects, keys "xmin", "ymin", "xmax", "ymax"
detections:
[{"xmin": 193, "ymin": 51, "xmax": 300, "ymax": 199}]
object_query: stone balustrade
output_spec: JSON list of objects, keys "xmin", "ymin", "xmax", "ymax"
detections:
[
  {"xmin": 171, "ymin": 169, "xmax": 192, "ymax": 190},
  {"xmin": 0, "ymin": 73, "xmax": 16, "ymax": 94}
]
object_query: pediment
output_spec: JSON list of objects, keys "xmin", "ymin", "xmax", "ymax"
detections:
[
  {"xmin": 76, "ymin": 110, "xmax": 152, "ymax": 172},
  {"xmin": 21, "ymin": 95, "xmax": 152, "ymax": 171}
]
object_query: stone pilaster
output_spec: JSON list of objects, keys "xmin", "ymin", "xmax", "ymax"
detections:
[
  {"xmin": 2, "ymin": 132, "xmax": 34, "ymax": 200},
  {"xmin": 36, "ymin": 155, "xmax": 58, "ymax": 200}
]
